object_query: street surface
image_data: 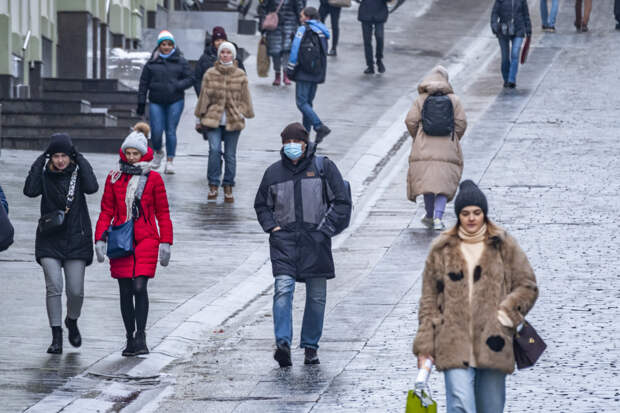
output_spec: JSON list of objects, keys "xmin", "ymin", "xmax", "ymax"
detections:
[{"xmin": 0, "ymin": 0, "xmax": 619, "ymax": 412}]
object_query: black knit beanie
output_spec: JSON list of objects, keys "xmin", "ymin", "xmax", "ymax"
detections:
[
  {"xmin": 281, "ymin": 122, "xmax": 309, "ymax": 143},
  {"xmin": 454, "ymin": 180, "xmax": 488, "ymax": 217},
  {"xmin": 46, "ymin": 133, "xmax": 74, "ymax": 155}
]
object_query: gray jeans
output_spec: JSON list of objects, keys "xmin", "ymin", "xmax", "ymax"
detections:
[{"xmin": 40, "ymin": 258, "xmax": 85, "ymax": 327}]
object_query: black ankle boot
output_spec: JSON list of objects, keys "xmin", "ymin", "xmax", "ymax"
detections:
[
  {"xmin": 64, "ymin": 317, "xmax": 82, "ymax": 348},
  {"xmin": 134, "ymin": 331, "xmax": 149, "ymax": 355},
  {"xmin": 122, "ymin": 332, "xmax": 136, "ymax": 357},
  {"xmin": 47, "ymin": 326, "xmax": 63, "ymax": 354}
]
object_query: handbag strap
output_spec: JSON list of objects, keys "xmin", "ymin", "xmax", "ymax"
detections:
[
  {"xmin": 42, "ymin": 164, "xmax": 79, "ymax": 213},
  {"xmin": 274, "ymin": 0, "xmax": 284, "ymax": 14}
]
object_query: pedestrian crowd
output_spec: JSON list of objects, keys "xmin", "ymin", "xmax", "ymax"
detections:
[{"xmin": 2, "ymin": 1, "xmax": 619, "ymax": 411}]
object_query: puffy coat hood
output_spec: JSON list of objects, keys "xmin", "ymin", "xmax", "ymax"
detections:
[
  {"xmin": 418, "ymin": 67, "xmax": 454, "ymax": 96},
  {"xmin": 118, "ymin": 147, "xmax": 154, "ymax": 164},
  {"xmin": 307, "ymin": 20, "xmax": 331, "ymax": 38}
]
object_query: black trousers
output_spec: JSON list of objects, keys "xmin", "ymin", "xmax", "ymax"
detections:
[
  {"xmin": 319, "ymin": 4, "xmax": 341, "ymax": 49},
  {"xmin": 118, "ymin": 276, "xmax": 149, "ymax": 335},
  {"xmin": 361, "ymin": 22, "xmax": 384, "ymax": 67}
]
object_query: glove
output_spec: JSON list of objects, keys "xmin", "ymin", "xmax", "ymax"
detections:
[
  {"xmin": 136, "ymin": 103, "xmax": 145, "ymax": 116},
  {"xmin": 95, "ymin": 240, "xmax": 106, "ymax": 263},
  {"xmin": 159, "ymin": 243, "xmax": 171, "ymax": 266}
]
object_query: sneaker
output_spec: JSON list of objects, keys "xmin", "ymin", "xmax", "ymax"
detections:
[
  {"xmin": 433, "ymin": 218, "xmax": 445, "ymax": 231},
  {"xmin": 274, "ymin": 342, "xmax": 292, "ymax": 367},
  {"xmin": 364, "ymin": 66, "xmax": 374, "ymax": 75},
  {"xmin": 508, "ymin": 82, "xmax": 516, "ymax": 89},
  {"xmin": 208, "ymin": 185, "xmax": 218, "ymax": 201},
  {"xmin": 377, "ymin": 60, "xmax": 386, "ymax": 73},
  {"xmin": 548, "ymin": 26, "xmax": 556, "ymax": 33},
  {"xmin": 152, "ymin": 150, "xmax": 165, "ymax": 169},
  {"xmin": 421, "ymin": 216, "xmax": 434, "ymax": 228},
  {"xmin": 314, "ymin": 125, "xmax": 331, "ymax": 144},
  {"xmin": 164, "ymin": 162, "xmax": 175, "ymax": 174},
  {"xmin": 304, "ymin": 347, "xmax": 320, "ymax": 365},
  {"xmin": 327, "ymin": 49, "xmax": 337, "ymax": 57}
]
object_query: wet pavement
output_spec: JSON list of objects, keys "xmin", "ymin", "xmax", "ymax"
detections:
[{"xmin": 1, "ymin": 0, "xmax": 620, "ymax": 411}]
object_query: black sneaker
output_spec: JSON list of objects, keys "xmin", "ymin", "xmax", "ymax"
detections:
[
  {"xmin": 377, "ymin": 60, "xmax": 385, "ymax": 73},
  {"xmin": 508, "ymin": 82, "xmax": 516, "ymax": 89},
  {"xmin": 274, "ymin": 342, "xmax": 292, "ymax": 367},
  {"xmin": 314, "ymin": 125, "xmax": 331, "ymax": 144},
  {"xmin": 65, "ymin": 317, "xmax": 82, "ymax": 348},
  {"xmin": 503, "ymin": 82, "xmax": 509, "ymax": 88},
  {"xmin": 364, "ymin": 66, "xmax": 374, "ymax": 75},
  {"xmin": 304, "ymin": 347, "xmax": 320, "ymax": 365},
  {"xmin": 327, "ymin": 49, "xmax": 337, "ymax": 56}
]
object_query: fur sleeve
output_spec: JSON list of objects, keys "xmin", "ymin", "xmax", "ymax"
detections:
[
  {"xmin": 241, "ymin": 77, "xmax": 255, "ymax": 119},
  {"xmin": 413, "ymin": 250, "xmax": 441, "ymax": 358},
  {"xmin": 498, "ymin": 235, "xmax": 538, "ymax": 327}
]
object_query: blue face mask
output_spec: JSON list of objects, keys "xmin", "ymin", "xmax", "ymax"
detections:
[{"xmin": 283, "ymin": 142, "xmax": 303, "ymax": 160}]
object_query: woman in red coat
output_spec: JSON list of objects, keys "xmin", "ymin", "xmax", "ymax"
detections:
[{"xmin": 94, "ymin": 123, "xmax": 173, "ymax": 356}]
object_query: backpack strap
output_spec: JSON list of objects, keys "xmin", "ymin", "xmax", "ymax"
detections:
[{"xmin": 313, "ymin": 156, "xmax": 334, "ymax": 203}]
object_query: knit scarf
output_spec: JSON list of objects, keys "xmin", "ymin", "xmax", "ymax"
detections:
[
  {"xmin": 458, "ymin": 223, "xmax": 487, "ymax": 243},
  {"xmin": 119, "ymin": 161, "xmax": 151, "ymax": 222}
]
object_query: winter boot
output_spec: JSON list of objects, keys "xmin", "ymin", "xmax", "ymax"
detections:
[
  {"xmin": 282, "ymin": 71, "xmax": 291, "ymax": 86},
  {"xmin": 272, "ymin": 71, "xmax": 281, "ymax": 86},
  {"xmin": 223, "ymin": 185, "xmax": 234, "ymax": 203},
  {"xmin": 122, "ymin": 332, "xmax": 136, "ymax": 357},
  {"xmin": 65, "ymin": 317, "xmax": 82, "ymax": 348},
  {"xmin": 208, "ymin": 185, "xmax": 218, "ymax": 201},
  {"xmin": 304, "ymin": 347, "xmax": 320, "ymax": 365},
  {"xmin": 274, "ymin": 342, "xmax": 292, "ymax": 367},
  {"xmin": 377, "ymin": 60, "xmax": 386, "ymax": 74},
  {"xmin": 364, "ymin": 65, "xmax": 375, "ymax": 75},
  {"xmin": 47, "ymin": 326, "xmax": 63, "ymax": 354},
  {"xmin": 327, "ymin": 49, "xmax": 337, "ymax": 56},
  {"xmin": 134, "ymin": 330, "xmax": 149, "ymax": 355},
  {"xmin": 314, "ymin": 125, "xmax": 331, "ymax": 144}
]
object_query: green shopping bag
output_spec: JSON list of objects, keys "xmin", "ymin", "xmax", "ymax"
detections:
[{"xmin": 405, "ymin": 386, "xmax": 437, "ymax": 413}]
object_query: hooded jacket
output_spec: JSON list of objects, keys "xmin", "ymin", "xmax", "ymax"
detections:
[
  {"xmin": 287, "ymin": 20, "xmax": 330, "ymax": 84},
  {"xmin": 491, "ymin": 0, "xmax": 532, "ymax": 37},
  {"xmin": 193, "ymin": 42, "xmax": 246, "ymax": 96},
  {"xmin": 94, "ymin": 148, "xmax": 173, "ymax": 279},
  {"xmin": 138, "ymin": 48, "xmax": 193, "ymax": 105},
  {"xmin": 24, "ymin": 153, "xmax": 99, "ymax": 265},
  {"xmin": 254, "ymin": 143, "xmax": 351, "ymax": 281}
]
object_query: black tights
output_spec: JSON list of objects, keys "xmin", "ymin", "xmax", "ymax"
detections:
[{"xmin": 118, "ymin": 276, "xmax": 149, "ymax": 335}]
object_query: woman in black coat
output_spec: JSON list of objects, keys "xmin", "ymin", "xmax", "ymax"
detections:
[
  {"xmin": 358, "ymin": 0, "xmax": 389, "ymax": 74},
  {"xmin": 491, "ymin": 0, "xmax": 531, "ymax": 88},
  {"xmin": 23, "ymin": 133, "xmax": 99, "ymax": 354}
]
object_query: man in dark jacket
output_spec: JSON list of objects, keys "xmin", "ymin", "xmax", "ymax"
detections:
[
  {"xmin": 286, "ymin": 7, "xmax": 332, "ymax": 144},
  {"xmin": 254, "ymin": 122, "xmax": 351, "ymax": 367},
  {"xmin": 193, "ymin": 27, "xmax": 246, "ymax": 96},
  {"xmin": 358, "ymin": 0, "xmax": 388, "ymax": 74}
]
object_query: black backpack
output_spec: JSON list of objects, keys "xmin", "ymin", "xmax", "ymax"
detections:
[
  {"xmin": 421, "ymin": 93, "xmax": 455, "ymax": 138},
  {"xmin": 298, "ymin": 25, "xmax": 325, "ymax": 75},
  {"xmin": 314, "ymin": 156, "xmax": 352, "ymax": 236},
  {"xmin": 0, "ymin": 203, "xmax": 14, "ymax": 252}
]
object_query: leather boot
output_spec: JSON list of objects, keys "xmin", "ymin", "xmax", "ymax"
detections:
[
  {"xmin": 282, "ymin": 71, "xmax": 291, "ymax": 85},
  {"xmin": 272, "ymin": 71, "xmax": 281, "ymax": 86},
  {"xmin": 134, "ymin": 330, "xmax": 149, "ymax": 355},
  {"xmin": 47, "ymin": 326, "xmax": 63, "ymax": 354},
  {"xmin": 65, "ymin": 317, "xmax": 82, "ymax": 348},
  {"xmin": 122, "ymin": 332, "xmax": 136, "ymax": 357},
  {"xmin": 208, "ymin": 185, "xmax": 218, "ymax": 201},
  {"xmin": 223, "ymin": 185, "xmax": 234, "ymax": 203}
]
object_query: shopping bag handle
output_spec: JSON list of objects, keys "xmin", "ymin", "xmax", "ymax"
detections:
[{"xmin": 414, "ymin": 384, "xmax": 434, "ymax": 408}]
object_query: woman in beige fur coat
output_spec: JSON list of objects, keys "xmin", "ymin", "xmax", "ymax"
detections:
[
  {"xmin": 413, "ymin": 180, "xmax": 538, "ymax": 413},
  {"xmin": 405, "ymin": 65, "xmax": 467, "ymax": 231},
  {"xmin": 195, "ymin": 41, "xmax": 254, "ymax": 203}
]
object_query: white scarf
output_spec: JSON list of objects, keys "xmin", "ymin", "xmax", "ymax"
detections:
[{"xmin": 123, "ymin": 161, "xmax": 151, "ymax": 222}]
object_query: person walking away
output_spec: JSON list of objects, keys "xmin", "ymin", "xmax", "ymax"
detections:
[
  {"xmin": 286, "ymin": 7, "xmax": 332, "ymax": 144},
  {"xmin": 0, "ymin": 184, "xmax": 14, "ymax": 252},
  {"xmin": 413, "ymin": 180, "xmax": 539, "ymax": 413},
  {"xmin": 319, "ymin": 0, "xmax": 342, "ymax": 56},
  {"xmin": 575, "ymin": 0, "xmax": 592, "ymax": 31},
  {"xmin": 540, "ymin": 0, "xmax": 559, "ymax": 31},
  {"xmin": 254, "ymin": 122, "xmax": 351, "ymax": 367},
  {"xmin": 258, "ymin": 0, "xmax": 304, "ymax": 86},
  {"xmin": 358, "ymin": 0, "xmax": 388, "ymax": 74},
  {"xmin": 491, "ymin": 0, "xmax": 532, "ymax": 88},
  {"xmin": 137, "ymin": 30, "xmax": 193, "ymax": 174},
  {"xmin": 23, "ymin": 134, "xmax": 99, "ymax": 354},
  {"xmin": 94, "ymin": 123, "xmax": 173, "ymax": 357},
  {"xmin": 195, "ymin": 41, "xmax": 255, "ymax": 203},
  {"xmin": 193, "ymin": 26, "xmax": 246, "ymax": 96},
  {"xmin": 405, "ymin": 66, "xmax": 467, "ymax": 231}
]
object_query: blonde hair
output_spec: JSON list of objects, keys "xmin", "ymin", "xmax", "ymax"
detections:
[{"xmin": 133, "ymin": 122, "xmax": 150, "ymax": 137}]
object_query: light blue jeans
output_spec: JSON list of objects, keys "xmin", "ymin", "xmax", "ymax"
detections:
[
  {"xmin": 540, "ymin": 0, "xmax": 559, "ymax": 27},
  {"xmin": 273, "ymin": 275, "xmax": 327, "ymax": 349},
  {"xmin": 205, "ymin": 126, "xmax": 241, "ymax": 187},
  {"xmin": 444, "ymin": 368, "xmax": 506, "ymax": 413},
  {"xmin": 149, "ymin": 99, "xmax": 184, "ymax": 158},
  {"xmin": 497, "ymin": 36, "xmax": 524, "ymax": 84}
]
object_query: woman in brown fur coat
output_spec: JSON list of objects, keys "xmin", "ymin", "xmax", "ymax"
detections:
[
  {"xmin": 413, "ymin": 180, "xmax": 538, "ymax": 413},
  {"xmin": 195, "ymin": 41, "xmax": 254, "ymax": 203}
]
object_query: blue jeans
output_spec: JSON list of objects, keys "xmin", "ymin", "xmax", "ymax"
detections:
[
  {"xmin": 423, "ymin": 193, "xmax": 448, "ymax": 220},
  {"xmin": 149, "ymin": 99, "xmax": 184, "ymax": 158},
  {"xmin": 295, "ymin": 80, "xmax": 322, "ymax": 132},
  {"xmin": 205, "ymin": 126, "xmax": 241, "ymax": 187},
  {"xmin": 444, "ymin": 368, "xmax": 506, "ymax": 413},
  {"xmin": 497, "ymin": 36, "xmax": 524, "ymax": 84},
  {"xmin": 540, "ymin": 0, "xmax": 559, "ymax": 26},
  {"xmin": 273, "ymin": 275, "xmax": 327, "ymax": 349}
]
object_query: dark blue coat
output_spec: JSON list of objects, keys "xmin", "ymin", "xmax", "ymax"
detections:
[
  {"xmin": 138, "ymin": 48, "xmax": 193, "ymax": 105},
  {"xmin": 358, "ymin": 0, "xmax": 389, "ymax": 23},
  {"xmin": 254, "ymin": 144, "xmax": 351, "ymax": 281},
  {"xmin": 491, "ymin": 0, "xmax": 532, "ymax": 37}
]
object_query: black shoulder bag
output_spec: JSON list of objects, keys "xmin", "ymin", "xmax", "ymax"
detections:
[{"xmin": 37, "ymin": 166, "xmax": 79, "ymax": 236}]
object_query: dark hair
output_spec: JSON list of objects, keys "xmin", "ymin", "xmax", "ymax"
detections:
[{"xmin": 302, "ymin": 6, "xmax": 319, "ymax": 20}]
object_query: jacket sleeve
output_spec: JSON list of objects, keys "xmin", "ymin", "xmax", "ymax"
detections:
[
  {"xmin": 138, "ymin": 64, "xmax": 151, "ymax": 105},
  {"xmin": 75, "ymin": 153, "xmax": 99, "ymax": 195},
  {"xmin": 404, "ymin": 98, "xmax": 422, "ymax": 140},
  {"xmin": 23, "ymin": 154, "xmax": 47, "ymax": 198},
  {"xmin": 413, "ymin": 251, "xmax": 441, "ymax": 357},
  {"xmin": 522, "ymin": 0, "xmax": 532, "ymax": 35},
  {"xmin": 0, "ymin": 185, "xmax": 8, "ymax": 213},
  {"xmin": 287, "ymin": 26, "xmax": 305, "ymax": 71},
  {"xmin": 152, "ymin": 173, "xmax": 173, "ymax": 245},
  {"xmin": 176, "ymin": 58, "xmax": 194, "ymax": 91},
  {"xmin": 317, "ymin": 159, "xmax": 351, "ymax": 238},
  {"xmin": 452, "ymin": 95, "xmax": 468, "ymax": 140},
  {"xmin": 490, "ymin": 0, "xmax": 500, "ymax": 33},
  {"xmin": 94, "ymin": 174, "xmax": 116, "ymax": 241},
  {"xmin": 498, "ymin": 235, "xmax": 539, "ymax": 327},
  {"xmin": 193, "ymin": 57, "xmax": 206, "ymax": 95},
  {"xmin": 254, "ymin": 169, "xmax": 278, "ymax": 233},
  {"xmin": 240, "ymin": 77, "xmax": 255, "ymax": 119},
  {"xmin": 194, "ymin": 72, "xmax": 210, "ymax": 118}
]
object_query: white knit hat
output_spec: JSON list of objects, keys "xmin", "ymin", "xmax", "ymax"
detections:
[
  {"xmin": 121, "ymin": 131, "xmax": 148, "ymax": 155},
  {"xmin": 217, "ymin": 41, "xmax": 237, "ymax": 61}
]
